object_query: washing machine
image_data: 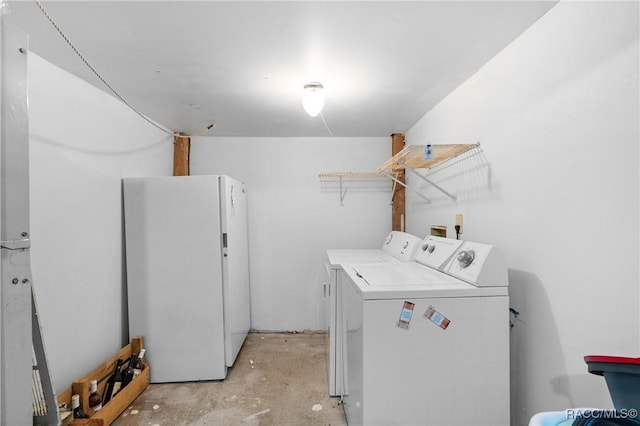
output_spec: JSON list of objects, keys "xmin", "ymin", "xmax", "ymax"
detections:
[
  {"xmin": 342, "ymin": 238, "xmax": 510, "ymax": 426},
  {"xmin": 324, "ymin": 231, "xmax": 422, "ymax": 397}
]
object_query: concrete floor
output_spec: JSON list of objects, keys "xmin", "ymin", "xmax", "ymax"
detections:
[{"xmin": 112, "ymin": 332, "xmax": 347, "ymax": 425}]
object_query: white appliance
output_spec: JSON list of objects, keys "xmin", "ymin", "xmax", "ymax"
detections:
[
  {"xmin": 123, "ymin": 175, "xmax": 250, "ymax": 383},
  {"xmin": 324, "ymin": 231, "xmax": 422, "ymax": 397},
  {"xmin": 342, "ymin": 237, "xmax": 510, "ymax": 425}
]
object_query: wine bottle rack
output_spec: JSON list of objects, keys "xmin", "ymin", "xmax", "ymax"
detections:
[{"xmin": 56, "ymin": 336, "xmax": 150, "ymax": 425}]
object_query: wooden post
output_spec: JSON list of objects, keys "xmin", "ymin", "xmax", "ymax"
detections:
[
  {"xmin": 391, "ymin": 133, "xmax": 406, "ymax": 231},
  {"xmin": 173, "ymin": 133, "xmax": 190, "ymax": 176}
]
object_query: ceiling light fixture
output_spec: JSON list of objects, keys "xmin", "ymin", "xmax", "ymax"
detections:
[{"xmin": 302, "ymin": 82, "xmax": 324, "ymax": 117}]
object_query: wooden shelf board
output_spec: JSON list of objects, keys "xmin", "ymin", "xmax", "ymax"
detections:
[{"xmin": 377, "ymin": 143, "xmax": 478, "ymax": 172}]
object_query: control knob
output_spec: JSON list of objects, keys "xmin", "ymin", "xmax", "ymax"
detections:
[
  {"xmin": 421, "ymin": 243, "xmax": 436, "ymax": 253},
  {"xmin": 457, "ymin": 250, "xmax": 475, "ymax": 268}
]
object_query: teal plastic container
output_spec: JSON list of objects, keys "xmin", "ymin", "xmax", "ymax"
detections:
[{"xmin": 585, "ymin": 355, "xmax": 640, "ymax": 412}]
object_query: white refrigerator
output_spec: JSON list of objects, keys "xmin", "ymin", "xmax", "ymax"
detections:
[{"xmin": 123, "ymin": 175, "xmax": 250, "ymax": 382}]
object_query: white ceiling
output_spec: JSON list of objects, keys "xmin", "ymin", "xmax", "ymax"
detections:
[{"xmin": 7, "ymin": 1, "xmax": 557, "ymax": 137}]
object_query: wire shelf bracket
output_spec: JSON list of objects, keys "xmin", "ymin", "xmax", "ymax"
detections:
[{"xmin": 377, "ymin": 143, "xmax": 480, "ymax": 202}]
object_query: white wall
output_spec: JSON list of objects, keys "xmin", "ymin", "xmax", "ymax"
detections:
[
  {"xmin": 405, "ymin": 2, "xmax": 639, "ymax": 424},
  {"xmin": 28, "ymin": 53, "xmax": 173, "ymax": 393},
  {"xmin": 191, "ymin": 136, "xmax": 393, "ymax": 331}
]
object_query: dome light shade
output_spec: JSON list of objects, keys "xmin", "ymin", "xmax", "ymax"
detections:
[{"xmin": 302, "ymin": 82, "xmax": 324, "ymax": 117}]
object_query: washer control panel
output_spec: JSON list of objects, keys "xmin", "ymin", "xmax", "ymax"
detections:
[
  {"xmin": 415, "ymin": 235, "xmax": 464, "ymax": 270},
  {"xmin": 382, "ymin": 231, "xmax": 422, "ymax": 262},
  {"xmin": 445, "ymin": 241, "xmax": 508, "ymax": 287},
  {"xmin": 456, "ymin": 249, "xmax": 475, "ymax": 268}
]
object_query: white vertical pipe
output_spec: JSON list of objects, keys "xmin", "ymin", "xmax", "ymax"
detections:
[{"xmin": 0, "ymin": 17, "xmax": 33, "ymax": 426}]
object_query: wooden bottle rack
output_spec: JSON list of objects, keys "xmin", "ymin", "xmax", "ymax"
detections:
[{"xmin": 56, "ymin": 336, "xmax": 150, "ymax": 425}]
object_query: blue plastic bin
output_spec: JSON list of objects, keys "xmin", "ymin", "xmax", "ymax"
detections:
[{"xmin": 585, "ymin": 355, "xmax": 640, "ymax": 412}]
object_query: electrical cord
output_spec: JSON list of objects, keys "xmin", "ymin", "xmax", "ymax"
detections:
[
  {"xmin": 319, "ymin": 112, "xmax": 334, "ymax": 137},
  {"xmin": 183, "ymin": 123, "xmax": 217, "ymax": 138},
  {"xmin": 33, "ymin": 0, "xmax": 216, "ymax": 139},
  {"xmin": 455, "ymin": 225, "xmax": 461, "ymax": 240}
]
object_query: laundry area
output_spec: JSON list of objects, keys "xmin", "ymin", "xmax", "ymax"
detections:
[
  {"xmin": 111, "ymin": 333, "xmax": 347, "ymax": 426},
  {"xmin": 0, "ymin": 1, "xmax": 638, "ymax": 426}
]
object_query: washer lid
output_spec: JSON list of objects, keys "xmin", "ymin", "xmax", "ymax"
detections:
[
  {"xmin": 345, "ymin": 262, "xmax": 507, "ymax": 300},
  {"xmin": 351, "ymin": 262, "xmax": 458, "ymax": 286},
  {"xmin": 326, "ymin": 249, "xmax": 399, "ymax": 269}
]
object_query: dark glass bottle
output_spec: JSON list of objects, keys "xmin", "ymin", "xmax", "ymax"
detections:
[
  {"xmin": 71, "ymin": 394, "xmax": 88, "ymax": 419},
  {"xmin": 121, "ymin": 354, "xmax": 137, "ymax": 388},
  {"xmin": 103, "ymin": 358, "xmax": 123, "ymax": 405}
]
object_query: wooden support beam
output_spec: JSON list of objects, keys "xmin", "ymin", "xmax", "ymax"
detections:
[
  {"xmin": 391, "ymin": 133, "xmax": 406, "ymax": 231},
  {"xmin": 173, "ymin": 133, "xmax": 190, "ymax": 176}
]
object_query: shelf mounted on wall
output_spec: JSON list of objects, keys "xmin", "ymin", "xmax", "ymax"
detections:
[
  {"xmin": 318, "ymin": 171, "xmax": 394, "ymax": 206},
  {"xmin": 377, "ymin": 143, "xmax": 480, "ymax": 203}
]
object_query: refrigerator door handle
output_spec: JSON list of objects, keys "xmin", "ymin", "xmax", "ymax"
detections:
[{"xmin": 323, "ymin": 282, "xmax": 330, "ymax": 298}]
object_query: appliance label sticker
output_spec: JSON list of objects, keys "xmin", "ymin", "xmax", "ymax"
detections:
[
  {"xmin": 397, "ymin": 301, "xmax": 415, "ymax": 330},
  {"xmin": 424, "ymin": 305, "xmax": 450, "ymax": 330}
]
